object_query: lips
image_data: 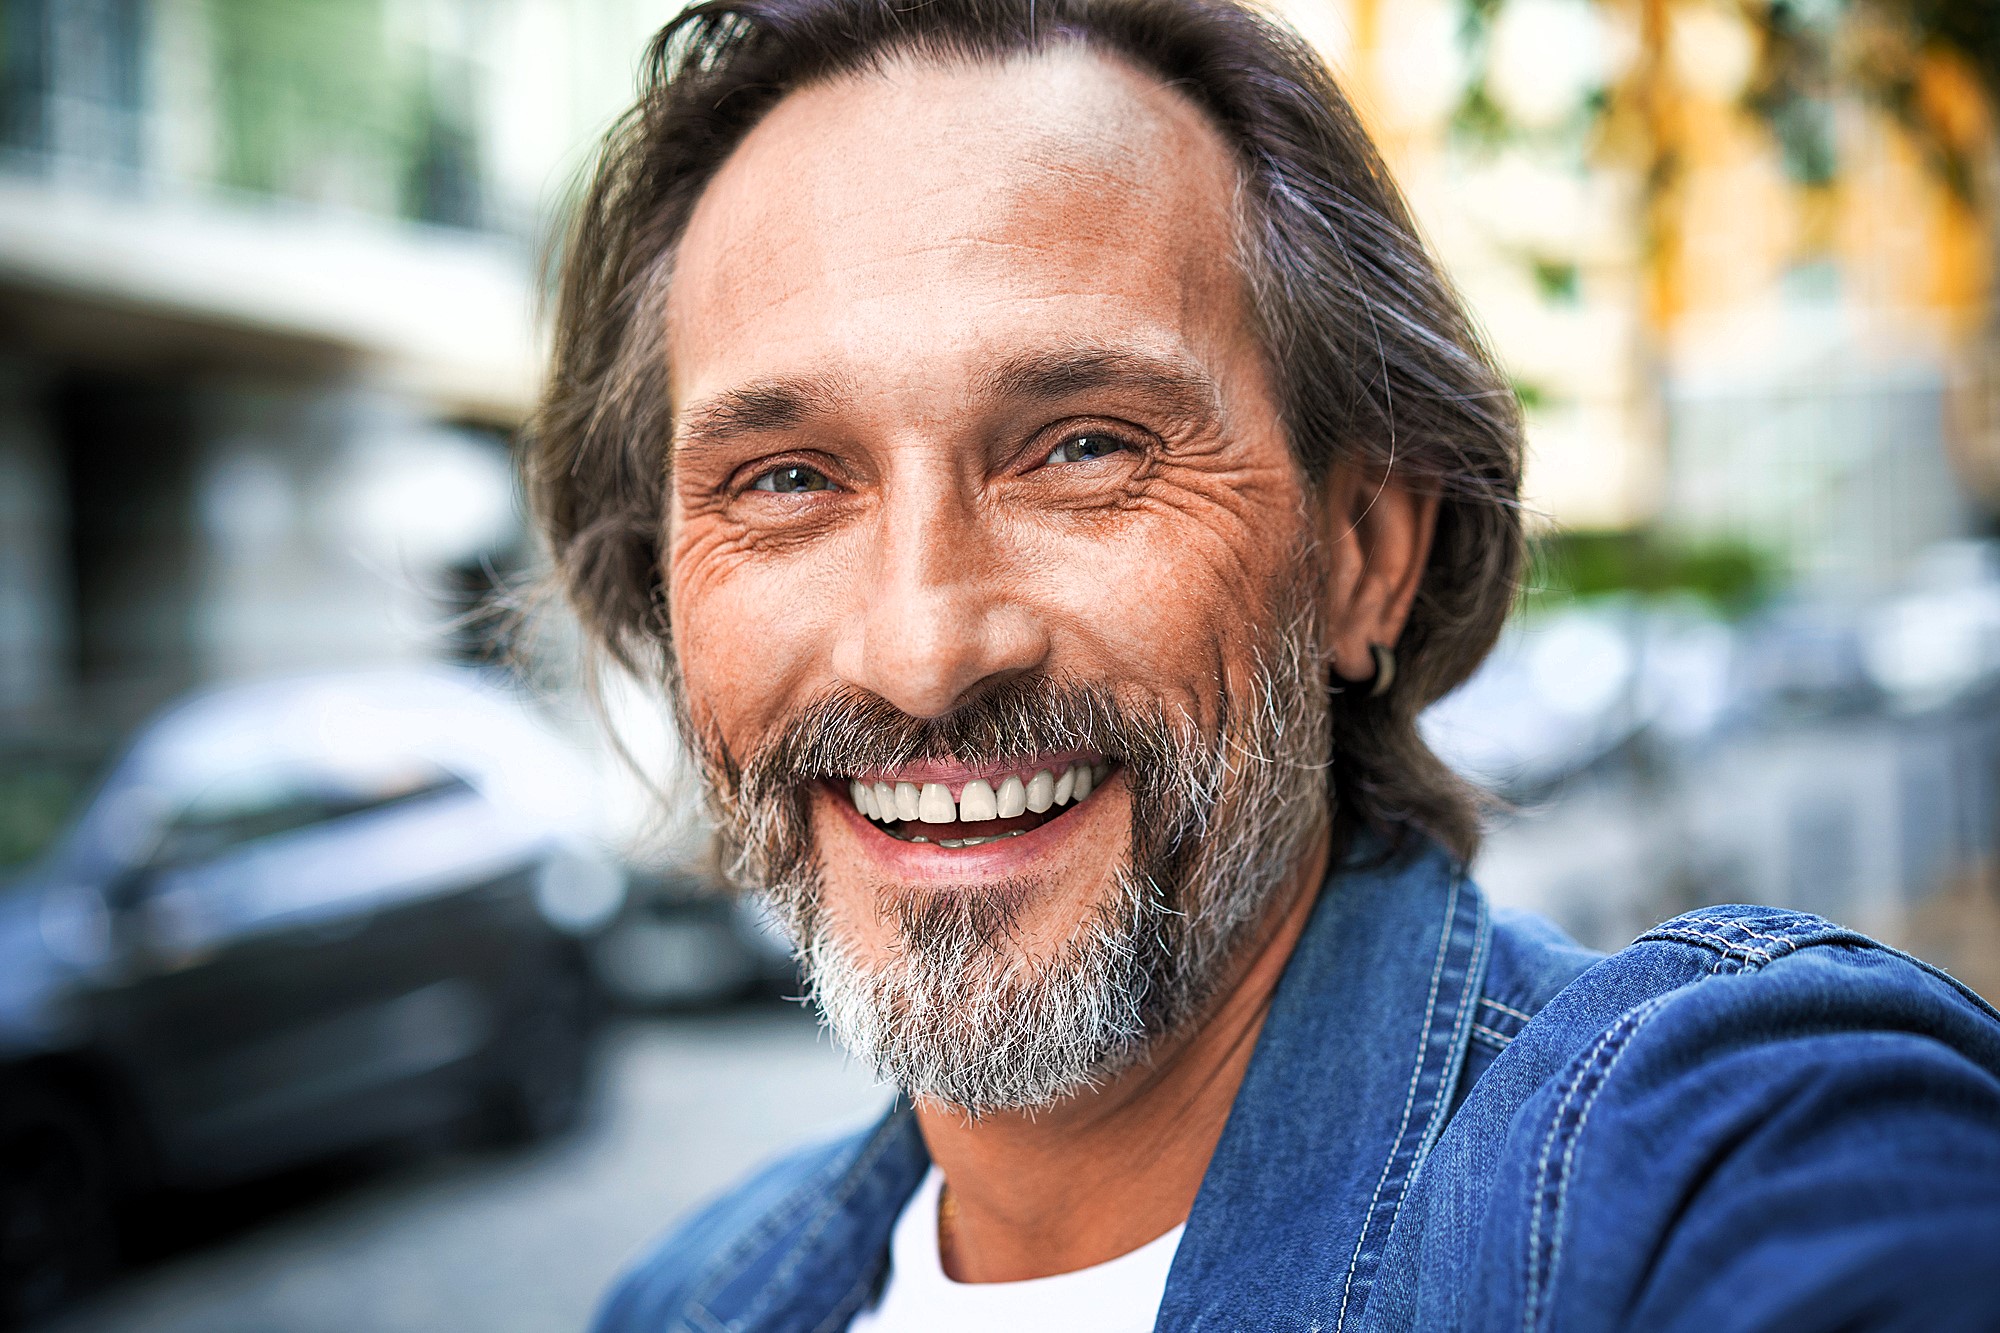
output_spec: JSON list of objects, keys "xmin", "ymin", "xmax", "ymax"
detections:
[{"xmin": 840, "ymin": 756, "xmax": 1112, "ymax": 849}]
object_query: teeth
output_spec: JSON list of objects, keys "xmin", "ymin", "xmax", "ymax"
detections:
[
  {"xmin": 853, "ymin": 762, "xmax": 1107, "ymax": 829},
  {"xmin": 959, "ymin": 779, "xmax": 998, "ymax": 821},
  {"xmin": 996, "ymin": 775, "xmax": 1026, "ymax": 818},
  {"xmin": 917, "ymin": 782, "xmax": 956, "ymax": 823}
]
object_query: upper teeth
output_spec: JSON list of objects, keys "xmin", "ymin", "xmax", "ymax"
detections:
[{"xmin": 847, "ymin": 760, "xmax": 1110, "ymax": 825}]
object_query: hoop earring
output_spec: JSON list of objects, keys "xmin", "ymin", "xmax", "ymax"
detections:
[{"xmin": 1368, "ymin": 643, "xmax": 1396, "ymax": 699}]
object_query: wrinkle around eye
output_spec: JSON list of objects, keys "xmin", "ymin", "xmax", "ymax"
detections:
[
  {"xmin": 669, "ymin": 511, "xmax": 817, "ymax": 593},
  {"xmin": 672, "ymin": 472, "xmax": 857, "ymax": 566},
  {"xmin": 1116, "ymin": 452, "xmax": 1304, "ymax": 533}
]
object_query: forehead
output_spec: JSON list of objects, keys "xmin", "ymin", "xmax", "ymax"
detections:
[{"xmin": 665, "ymin": 46, "xmax": 1249, "ymax": 407}]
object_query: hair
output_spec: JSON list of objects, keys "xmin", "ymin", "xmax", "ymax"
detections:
[{"xmin": 526, "ymin": 0, "xmax": 1524, "ymax": 863}]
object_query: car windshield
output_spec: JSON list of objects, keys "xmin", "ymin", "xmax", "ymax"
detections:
[{"xmin": 0, "ymin": 734, "xmax": 118, "ymax": 875}]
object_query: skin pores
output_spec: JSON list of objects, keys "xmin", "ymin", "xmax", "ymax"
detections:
[{"xmin": 662, "ymin": 48, "xmax": 1315, "ymax": 1032}]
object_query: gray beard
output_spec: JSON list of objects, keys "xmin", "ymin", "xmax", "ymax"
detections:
[{"xmin": 681, "ymin": 585, "xmax": 1330, "ymax": 1115}]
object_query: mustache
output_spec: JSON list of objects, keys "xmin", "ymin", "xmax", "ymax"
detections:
[
  {"xmin": 730, "ymin": 675, "xmax": 1214, "ymax": 811},
  {"xmin": 685, "ymin": 673, "xmax": 1225, "ymax": 899}
]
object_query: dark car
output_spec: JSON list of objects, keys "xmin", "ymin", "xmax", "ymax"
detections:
[
  {"xmin": 590, "ymin": 867, "xmax": 798, "ymax": 1011},
  {"xmin": 0, "ymin": 670, "xmax": 624, "ymax": 1324}
]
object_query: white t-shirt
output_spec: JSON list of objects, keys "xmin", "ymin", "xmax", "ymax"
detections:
[{"xmin": 847, "ymin": 1167, "xmax": 1184, "ymax": 1333}]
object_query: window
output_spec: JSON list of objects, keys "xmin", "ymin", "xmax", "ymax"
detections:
[{"xmin": 149, "ymin": 760, "xmax": 469, "ymax": 869}]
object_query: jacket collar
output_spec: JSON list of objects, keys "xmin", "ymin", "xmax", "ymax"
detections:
[
  {"xmin": 711, "ymin": 839, "xmax": 1488, "ymax": 1333},
  {"xmin": 1156, "ymin": 840, "xmax": 1488, "ymax": 1331}
]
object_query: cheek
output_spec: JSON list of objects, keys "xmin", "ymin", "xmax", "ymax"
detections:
[
  {"xmin": 666, "ymin": 518, "xmax": 845, "ymax": 740},
  {"xmin": 1046, "ymin": 541, "xmax": 1222, "ymax": 673},
  {"xmin": 1013, "ymin": 468, "xmax": 1307, "ymax": 719}
]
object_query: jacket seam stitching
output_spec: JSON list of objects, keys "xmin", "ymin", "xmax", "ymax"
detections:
[
  {"xmin": 1667, "ymin": 919, "xmax": 1798, "ymax": 951},
  {"xmin": 1667, "ymin": 915, "xmax": 1808, "ymax": 943},
  {"xmin": 1482, "ymin": 998, "xmax": 1535, "ymax": 1023},
  {"xmin": 1643, "ymin": 923, "xmax": 1802, "ymax": 971},
  {"xmin": 1651, "ymin": 918, "xmax": 2000, "ymax": 1022},
  {"xmin": 1333, "ymin": 866, "xmax": 1469, "ymax": 1333},
  {"xmin": 1475, "ymin": 1000, "xmax": 1529, "ymax": 1040},
  {"xmin": 1524, "ymin": 1018, "xmax": 1620, "ymax": 1332},
  {"xmin": 1415, "ymin": 893, "xmax": 1488, "ymax": 1167},
  {"xmin": 1534, "ymin": 993, "xmax": 1674, "ymax": 1332},
  {"xmin": 1523, "ymin": 991, "xmax": 1676, "ymax": 1333}
]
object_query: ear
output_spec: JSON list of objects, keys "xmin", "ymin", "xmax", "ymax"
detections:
[{"xmin": 1314, "ymin": 464, "xmax": 1439, "ymax": 685}]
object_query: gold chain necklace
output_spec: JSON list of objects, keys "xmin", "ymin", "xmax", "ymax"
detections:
[{"xmin": 936, "ymin": 1180, "xmax": 960, "ymax": 1268}]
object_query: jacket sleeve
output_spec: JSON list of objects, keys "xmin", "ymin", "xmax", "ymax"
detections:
[{"xmin": 1490, "ymin": 943, "xmax": 2000, "ymax": 1333}]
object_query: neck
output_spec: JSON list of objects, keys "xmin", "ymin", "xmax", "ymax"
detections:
[{"xmin": 914, "ymin": 823, "xmax": 1331, "ymax": 1283}]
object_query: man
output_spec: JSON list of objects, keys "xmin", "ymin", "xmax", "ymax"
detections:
[{"xmin": 529, "ymin": 0, "xmax": 2000, "ymax": 1326}]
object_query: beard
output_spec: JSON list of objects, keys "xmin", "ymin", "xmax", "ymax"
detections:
[{"xmin": 671, "ymin": 576, "xmax": 1331, "ymax": 1115}]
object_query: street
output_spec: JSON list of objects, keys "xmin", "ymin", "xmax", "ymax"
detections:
[{"xmin": 44, "ymin": 1009, "xmax": 890, "ymax": 1333}]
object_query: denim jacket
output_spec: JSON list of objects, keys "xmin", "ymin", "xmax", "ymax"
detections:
[{"xmin": 594, "ymin": 843, "xmax": 2000, "ymax": 1332}]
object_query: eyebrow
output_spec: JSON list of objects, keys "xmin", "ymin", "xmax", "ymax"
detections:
[
  {"xmin": 977, "ymin": 346, "xmax": 1224, "ymax": 425},
  {"xmin": 671, "ymin": 345, "xmax": 1223, "ymax": 455},
  {"xmin": 673, "ymin": 373, "xmax": 852, "ymax": 456}
]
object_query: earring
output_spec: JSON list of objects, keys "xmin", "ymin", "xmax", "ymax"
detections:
[{"xmin": 1368, "ymin": 643, "xmax": 1396, "ymax": 698}]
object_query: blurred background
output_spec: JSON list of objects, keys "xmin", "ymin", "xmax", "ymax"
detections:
[{"xmin": 0, "ymin": 0, "xmax": 1996, "ymax": 1328}]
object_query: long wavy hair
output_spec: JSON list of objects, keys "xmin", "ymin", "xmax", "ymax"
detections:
[{"xmin": 526, "ymin": 0, "xmax": 1524, "ymax": 863}]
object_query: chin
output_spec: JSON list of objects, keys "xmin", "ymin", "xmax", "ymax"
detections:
[{"xmin": 753, "ymin": 769, "xmax": 1167, "ymax": 1113}]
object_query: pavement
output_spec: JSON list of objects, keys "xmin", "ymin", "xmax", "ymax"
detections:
[{"xmin": 45, "ymin": 1009, "xmax": 891, "ymax": 1333}]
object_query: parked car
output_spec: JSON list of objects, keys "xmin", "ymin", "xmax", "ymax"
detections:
[
  {"xmin": 590, "ymin": 867, "xmax": 797, "ymax": 1011},
  {"xmin": 0, "ymin": 669, "xmax": 624, "ymax": 1325}
]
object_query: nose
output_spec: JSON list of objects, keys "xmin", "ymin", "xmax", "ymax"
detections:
[{"xmin": 829, "ymin": 473, "xmax": 1049, "ymax": 718}]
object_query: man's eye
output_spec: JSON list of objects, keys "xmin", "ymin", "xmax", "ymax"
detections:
[
  {"xmin": 750, "ymin": 465, "xmax": 834, "ymax": 494},
  {"xmin": 1045, "ymin": 434, "xmax": 1126, "ymax": 465}
]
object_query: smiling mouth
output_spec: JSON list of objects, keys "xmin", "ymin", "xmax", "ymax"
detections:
[{"xmin": 841, "ymin": 758, "xmax": 1112, "ymax": 849}]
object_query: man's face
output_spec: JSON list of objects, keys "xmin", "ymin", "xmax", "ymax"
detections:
[{"xmin": 663, "ymin": 47, "xmax": 1328, "ymax": 1108}]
